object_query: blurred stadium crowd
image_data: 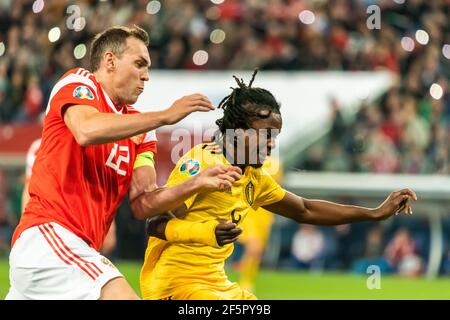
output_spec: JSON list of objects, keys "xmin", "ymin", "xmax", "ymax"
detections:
[{"xmin": 0, "ymin": 0, "xmax": 449, "ymax": 276}]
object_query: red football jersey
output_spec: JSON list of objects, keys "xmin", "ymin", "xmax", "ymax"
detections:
[{"xmin": 12, "ymin": 68, "xmax": 157, "ymax": 251}]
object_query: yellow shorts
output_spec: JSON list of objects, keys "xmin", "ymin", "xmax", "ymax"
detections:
[
  {"xmin": 239, "ymin": 207, "xmax": 274, "ymax": 246},
  {"xmin": 154, "ymin": 281, "xmax": 257, "ymax": 300}
]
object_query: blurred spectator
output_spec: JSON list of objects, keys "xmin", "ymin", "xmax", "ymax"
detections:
[
  {"xmin": 0, "ymin": 0, "xmax": 447, "ymax": 131},
  {"xmin": 351, "ymin": 225, "xmax": 392, "ymax": 274},
  {"xmin": 289, "ymin": 225, "xmax": 326, "ymax": 270},
  {"xmin": 384, "ymin": 227, "xmax": 424, "ymax": 277}
]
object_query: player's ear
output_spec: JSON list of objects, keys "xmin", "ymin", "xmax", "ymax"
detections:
[{"xmin": 104, "ymin": 51, "xmax": 115, "ymax": 71}]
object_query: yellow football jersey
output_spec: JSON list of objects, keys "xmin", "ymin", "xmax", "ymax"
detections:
[
  {"xmin": 140, "ymin": 143, "xmax": 286, "ymax": 300},
  {"xmin": 239, "ymin": 156, "xmax": 283, "ymax": 245}
]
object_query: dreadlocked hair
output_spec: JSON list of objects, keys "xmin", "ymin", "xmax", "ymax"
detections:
[{"xmin": 214, "ymin": 68, "xmax": 281, "ymax": 139}]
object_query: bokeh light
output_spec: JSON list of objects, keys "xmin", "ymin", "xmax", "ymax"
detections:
[
  {"xmin": 48, "ymin": 27, "xmax": 61, "ymax": 43},
  {"xmin": 73, "ymin": 17, "xmax": 86, "ymax": 32},
  {"xmin": 74, "ymin": 44, "xmax": 87, "ymax": 60},
  {"xmin": 205, "ymin": 6, "xmax": 220, "ymax": 20},
  {"xmin": 193, "ymin": 50, "xmax": 209, "ymax": 66},
  {"xmin": 415, "ymin": 30, "xmax": 429, "ymax": 45},
  {"xmin": 0, "ymin": 42, "xmax": 6, "ymax": 57},
  {"xmin": 442, "ymin": 44, "xmax": 450, "ymax": 59},
  {"xmin": 146, "ymin": 1, "xmax": 161, "ymax": 15},
  {"xmin": 400, "ymin": 37, "xmax": 415, "ymax": 52},
  {"xmin": 430, "ymin": 83, "xmax": 443, "ymax": 100},
  {"xmin": 210, "ymin": 29, "xmax": 226, "ymax": 44},
  {"xmin": 298, "ymin": 10, "xmax": 315, "ymax": 25},
  {"xmin": 32, "ymin": 0, "xmax": 44, "ymax": 13},
  {"xmin": 0, "ymin": 42, "xmax": 5, "ymax": 57},
  {"xmin": 210, "ymin": 0, "xmax": 224, "ymax": 4}
]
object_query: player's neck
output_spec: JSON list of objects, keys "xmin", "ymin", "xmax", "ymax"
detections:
[
  {"xmin": 94, "ymin": 70, "xmax": 122, "ymax": 105},
  {"xmin": 219, "ymin": 140, "xmax": 249, "ymax": 171}
]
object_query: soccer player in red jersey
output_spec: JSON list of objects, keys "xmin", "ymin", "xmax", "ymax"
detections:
[{"xmin": 6, "ymin": 25, "xmax": 241, "ymax": 300}]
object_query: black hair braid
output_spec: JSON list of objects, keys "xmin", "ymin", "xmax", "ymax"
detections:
[
  {"xmin": 248, "ymin": 68, "xmax": 258, "ymax": 87},
  {"xmin": 214, "ymin": 69, "xmax": 281, "ymax": 139}
]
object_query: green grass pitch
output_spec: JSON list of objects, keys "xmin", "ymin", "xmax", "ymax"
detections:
[{"xmin": 2, "ymin": 259, "xmax": 450, "ymax": 299}]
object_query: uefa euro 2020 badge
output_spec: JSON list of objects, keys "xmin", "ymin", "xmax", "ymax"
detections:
[
  {"xmin": 73, "ymin": 85, "xmax": 94, "ymax": 100},
  {"xmin": 180, "ymin": 159, "xmax": 200, "ymax": 176}
]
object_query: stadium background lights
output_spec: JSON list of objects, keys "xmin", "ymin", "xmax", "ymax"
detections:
[
  {"xmin": 48, "ymin": 27, "xmax": 61, "ymax": 43},
  {"xmin": 146, "ymin": 1, "xmax": 161, "ymax": 15},
  {"xmin": 393, "ymin": 0, "xmax": 405, "ymax": 4},
  {"xmin": 193, "ymin": 50, "xmax": 209, "ymax": 66},
  {"xmin": 430, "ymin": 83, "xmax": 444, "ymax": 100},
  {"xmin": 400, "ymin": 36, "xmax": 415, "ymax": 52},
  {"xmin": 415, "ymin": 30, "xmax": 429, "ymax": 45},
  {"xmin": 74, "ymin": 44, "xmax": 87, "ymax": 60},
  {"xmin": 73, "ymin": 17, "xmax": 86, "ymax": 32},
  {"xmin": 210, "ymin": 29, "xmax": 226, "ymax": 44},
  {"xmin": 298, "ymin": 10, "xmax": 315, "ymax": 25},
  {"xmin": 206, "ymin": 6, "xmax": 220, "ymax": 20},
  {"xmin": 32, "ymin": 0, "xmax": 44, "ymax": 13},
  {"xmin": 0, "ymin": 42, "xmax": 5, "ymax": 57},
  {"xmin": 443, "ymin": 44, "xmax": 450, "ymax": 59},
  {"xmin": 210, "ymin": 0, "xmax": 225, "ymax": 4}
]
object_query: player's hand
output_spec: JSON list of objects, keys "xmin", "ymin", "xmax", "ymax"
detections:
[
  {"xmin": 194, "ymin": 165, "xmax": 242, "ymax": 192},
  {"xmin": 373, "ymin": 188, "xmax": 418, "ymax": 220},
  {"xmin": 163, "ymin": 94, "xmax": 214, "ymax": 125},
  {"xmin": 215, "ymin": 219, "xmax": 243, "ymax": 246}
]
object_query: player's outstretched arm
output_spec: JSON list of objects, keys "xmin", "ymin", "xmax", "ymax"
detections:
[
  {"xmin": 63, "ymin": 94, "xmax": 213, "ymax": 146},
  {"xmin": 263, "ymin": 188, "xmax": 417, "ymax": 225},
  {"xmin": 129, "ymin": 165, "xmax": 242, "ymax": 219},
  {"xmin": 146, "ymin": 213, "xmax": 243, "ymax": 247}
]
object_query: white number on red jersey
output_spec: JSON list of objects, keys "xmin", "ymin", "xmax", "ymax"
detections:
[{"xmin": 106, "ymin": 144, "xmax": 130, "ymax": 176}]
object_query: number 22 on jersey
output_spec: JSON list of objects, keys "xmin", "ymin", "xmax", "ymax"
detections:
[{"xmin": 105, "ymin": 143, "xmax": 130, "ymax": 176}]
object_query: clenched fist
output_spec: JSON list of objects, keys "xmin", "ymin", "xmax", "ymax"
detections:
[{"xmin": 215, "ymin": 219, "xmax": 243, "ymax": 246}]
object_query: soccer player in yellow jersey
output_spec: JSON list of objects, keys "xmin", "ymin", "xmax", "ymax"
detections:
[{"xmin": 140, "ymin": 70, "xmax": 417, "ymax": 300}]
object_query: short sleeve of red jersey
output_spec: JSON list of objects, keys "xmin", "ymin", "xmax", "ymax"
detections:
[
  {"xmin": 46, "ymin": 71, "xmax": 102, "ymax": 119},
  {"xmin": 138, "ymin": 130, "xmax": 157, "ymax": 154},
  {"xmin": 25, "ymin": 138, "xmax": 42, "ymax": 179}
]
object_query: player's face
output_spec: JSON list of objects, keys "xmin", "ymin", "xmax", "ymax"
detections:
[
  {"xmin": 246, "ymin": 112, "xmax": 282, "ymax": 167},
  {"xmin": 113, "ymin": 37, "xmax": 151, "ymax": 105}
]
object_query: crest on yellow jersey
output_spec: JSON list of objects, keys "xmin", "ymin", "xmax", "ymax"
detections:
[{"xmin": 245, "ymin": 181, "xmax": 255, "ymax": 206}]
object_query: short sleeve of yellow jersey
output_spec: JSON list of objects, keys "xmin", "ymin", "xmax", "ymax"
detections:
[{"xmin": 252, "ymin": 168, "xmax": 286, "ymax": 210}]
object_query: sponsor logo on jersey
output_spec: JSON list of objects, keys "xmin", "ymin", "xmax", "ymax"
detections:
[
  {"xmin": 73, "ymin": 85, "xmax": 94, "ymax": 100},
  {"xmin": 180, "ymin": 159, "xmax": 200, "ymax": 176}
]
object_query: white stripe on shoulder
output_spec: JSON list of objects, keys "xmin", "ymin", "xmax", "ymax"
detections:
[
  {"xmin": 76, "ymin": 68, "xmax": 85, "ymax": 75},
  {"xmin": 45, "ymin": 73, "xmax": 99, "ymax": 115},
  {"xmin": 143, "ymin": 130, "xmax": 157, "ymax": 143}
]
